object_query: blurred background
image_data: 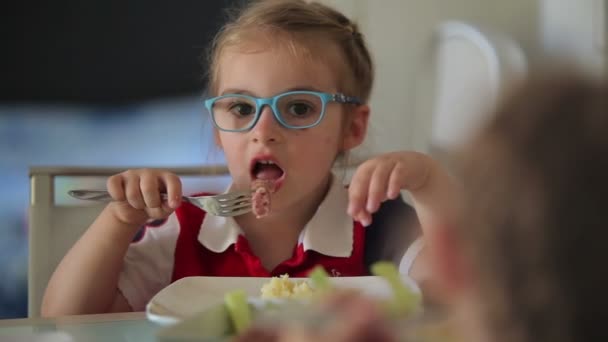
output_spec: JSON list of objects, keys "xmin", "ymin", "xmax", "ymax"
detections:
[
  {"xmin": 2, "ymin": 0, "xmax": 605, "ymax": 318},
  {"xmin": 1, "ymin": 0, "xmax": 236, "ymax": 318}
]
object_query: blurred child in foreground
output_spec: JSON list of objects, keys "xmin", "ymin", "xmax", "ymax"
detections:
[{"xmin": 239, "ymin": 72, "xmax": 608, "ymax": 342}]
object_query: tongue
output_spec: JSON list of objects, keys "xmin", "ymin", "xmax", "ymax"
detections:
[{"xmin": 255, "ymin": 165, "xmax": 283, "ymax": 180}]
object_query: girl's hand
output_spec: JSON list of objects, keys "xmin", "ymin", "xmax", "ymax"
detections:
[
  {"xmin": 106, "ymin": 169, "xmax": 183, "ymax": 226},
  {"xmin": 347, "ymin": 151, "xmax": 431, "ymax": 226}
]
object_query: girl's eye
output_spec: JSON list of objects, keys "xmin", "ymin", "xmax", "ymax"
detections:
[
  {"xmin": 287, "ymin": 102, "xmax": 314, "ymax": 117},
  {"xmin": 229, "ymin": 103, "xmax": 256, "ymax": 117}
]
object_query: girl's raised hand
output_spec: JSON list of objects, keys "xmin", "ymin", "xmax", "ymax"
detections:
[
  {"xmin": 106, "ymin": 169, "xmax": 183, "ymax": 226},
  {"xmin": 347, "ymin": 151, "xmax": 431, "ymax": 226}
]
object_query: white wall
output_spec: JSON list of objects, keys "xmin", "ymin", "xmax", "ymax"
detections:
[
  {"xmin": 322, "ymin": 0, "xmax": 540, "ymax": 156},
  {"xmin": 540, "ymin": 0, "xmax": 606, "ymax": 74},
  {"xmin": 322, "ymin": 1, "xmax": 607, "ymax": 158}
]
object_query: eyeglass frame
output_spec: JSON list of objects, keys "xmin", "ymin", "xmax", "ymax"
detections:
[{"xmin": 204, "ymin": 90, "xmax": 362, "ymax": 132}]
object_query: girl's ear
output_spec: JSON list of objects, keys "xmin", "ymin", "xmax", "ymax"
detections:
[
  {"xmin": 341, "ymin": 104, "xmax": 370, "ymax": 151},
  {"xmin": 213, "ymin": 129, "xmax": 223, "ymax": 149}
]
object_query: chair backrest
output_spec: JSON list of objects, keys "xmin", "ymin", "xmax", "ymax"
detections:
[
  {"xmin": 28, "ymin": 165, "xmax": 232, "ymax": 317},
  {"xmin": 430, "ymin": 21, "xmax": 527, "ymax": 153}
]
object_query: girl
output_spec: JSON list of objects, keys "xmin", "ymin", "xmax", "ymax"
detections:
[{"xmin": 41, "ymin": 0, "xmax": 441, "ymax": 316}]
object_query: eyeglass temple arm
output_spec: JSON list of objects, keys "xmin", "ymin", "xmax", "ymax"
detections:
[{"xmin": 333, "ymin": 93, "xmax": 361, "ymax": 105}]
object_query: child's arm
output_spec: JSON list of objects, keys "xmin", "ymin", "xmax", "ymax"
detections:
[
  {"xmin": 347, "ymin": 151, "xmax": 458, "ymax": 285},
  {"xmin": 41, "ymin": 169, "xmax": 183, "ymax": 317},
  {"xmin": 348, "ymin": 151, "xmax": 457, "ymax": 231}
]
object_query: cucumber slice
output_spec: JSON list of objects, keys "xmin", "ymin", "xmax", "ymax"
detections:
[
  {"xmin": 371, "ymin": 261, "xmax": 421, "ymax": 316},
  {"xmin": 309, "ymin": 266, "xmax": 331, "ymax": 292},
  {"xmin": 224, "ymin": 290, "xmax": 252, "ymax": 334}
]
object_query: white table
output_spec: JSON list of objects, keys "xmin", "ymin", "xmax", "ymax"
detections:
[{"xmin": 0, "ymin": 312, "xmax": 158, "ymax": 341}]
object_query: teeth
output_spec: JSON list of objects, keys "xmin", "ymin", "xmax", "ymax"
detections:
[{"xmin": 259, "ymin": 160, "xmax": 275, "ymax": 165}]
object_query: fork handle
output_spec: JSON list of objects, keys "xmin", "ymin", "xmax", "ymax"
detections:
[
  {"xmin": 68, "ymin": 190, "xmax": 114, "ymax": 202},
  {"xmin": 68, "ymin": 190, "xmax": 172, "ymax": 202}
]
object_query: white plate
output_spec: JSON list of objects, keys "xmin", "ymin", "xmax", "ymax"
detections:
[{"xmin": 146, "ymin": 275, "xmax": 420, "ymax": 325}]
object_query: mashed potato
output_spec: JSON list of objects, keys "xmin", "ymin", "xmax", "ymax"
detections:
[{"xmin": 260, "ymin": 274, "xmax": 315, "ymax": 300}]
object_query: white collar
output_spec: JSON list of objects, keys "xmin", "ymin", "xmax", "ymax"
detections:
[{"xmin": 198, "ymin": 174, "xmax": 354, "ymax": 257}]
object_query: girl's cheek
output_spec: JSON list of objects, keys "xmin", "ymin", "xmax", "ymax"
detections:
[{"xmin": 328, "ymin": 136, "xmax": 345, "ymax": 153}]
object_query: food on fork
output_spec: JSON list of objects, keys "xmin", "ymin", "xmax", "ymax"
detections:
[
  {"xmin": 251, "ymin": 180, "xmax": 274, "ymax": 219},
  {"xmin": 252, "ymin": 187, "xmax": 270, "ymax": 219}
]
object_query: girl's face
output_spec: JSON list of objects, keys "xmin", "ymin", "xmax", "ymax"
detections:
[{"xmin": 214, "ymin": 43, "xmax": 369, "ymax": 214}]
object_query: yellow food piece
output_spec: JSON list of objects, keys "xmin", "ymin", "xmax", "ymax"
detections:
[{"xmin": 260, "ymin": 274, "xmax": 315, "ymax": 300}]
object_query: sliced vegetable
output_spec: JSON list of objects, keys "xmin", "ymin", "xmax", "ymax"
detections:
[
  {"xmin": 371, "ymin": 261, "xmax": 421, "ymax": 317},
  {"xmin": 309, "ymin": 266, "xmax": 331, "ymax": 292},
  {"xmin": 224, "ymin": 290, "xmax": 252, "ymax": 334}
]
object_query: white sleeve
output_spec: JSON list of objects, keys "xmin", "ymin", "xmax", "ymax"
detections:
[
  {"xmin": 118, "ymin": 214, "xmax": 180, "ymax": 311},
  {"xmin": 398, "ymin": 237, "xmax": 425, "ymax": 276}
]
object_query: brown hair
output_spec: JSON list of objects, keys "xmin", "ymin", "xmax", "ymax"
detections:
[
  {"xmin": 456, "ymin": 73, "xmax": 608, "ymax": 342},
  {"xmin": 206, "ymin": 0, "xmax": 374, "ymax": 102}
]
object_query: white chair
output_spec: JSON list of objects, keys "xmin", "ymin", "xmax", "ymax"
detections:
[
  {"xmin": 429, "ymin": 21, "xmax": 527, "ymax": 154},
  {"xmin": 27, "ymin": 165, "xmax": 232, "ymax": 317}
]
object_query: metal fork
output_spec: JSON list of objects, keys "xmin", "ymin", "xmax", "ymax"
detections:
[{"xmin": 67, "ymin": 190, "xmax": 252, "ymax": 217}]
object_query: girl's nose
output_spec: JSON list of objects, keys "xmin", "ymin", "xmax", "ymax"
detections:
[{"xmin": 251, "ymin": 105, "xmax": 283, "ymax": 143}]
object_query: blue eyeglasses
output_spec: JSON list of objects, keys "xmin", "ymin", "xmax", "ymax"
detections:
[{"xmin": 204, "ymin": 90, "xmax": 361, "ymax": 132}]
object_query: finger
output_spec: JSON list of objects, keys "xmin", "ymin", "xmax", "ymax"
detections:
[
  {"xmin": 387, "ymin": 163, "xmax": 407, "ymax": 199},
  {"xmin": 324, "ymin": 308, "xmax": 380, "ymax": 342},
  {"xmin": 319, "ymin": 289, "xmax": 362, "ymax": 312},
  {"xmin": 333, "ymin": 297, "xmax": 393, "ymax": 342},
  {"xmin": 124, "ymin": 171, "xmax": 146, "ymax": 210},
  {"xmin": 277, "ymin": 326, "xmax": 315, "ymax": 342},
  {"xmin": 140, "ymin": 173, "xmax": 162, "ymax": 209},
  {"xmin": 348, "ymin": 163, "xmax": 374, "ymax": 216},
  {"xmin": 366, "ymin": 160, "xmax": 394, "ymax": 212},
  {"xmin": 106, "ymin": 174, "xmax": 126, "ymax": 201},
  {"xmin": 161, "ymin": 172, "xmax": 182, "ymax": 208},
  {"xmin": 355, "ymin": 211, "xmax": 372, "ymax": 227},
  {"xmin": 235, "ymin": 327, "xmax": 279, "ymax": 342},
  {"xmin": 145, "ymin": 207, "xmax": 172, "ymax": 220}
]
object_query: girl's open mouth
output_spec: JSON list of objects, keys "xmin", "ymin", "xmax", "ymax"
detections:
[
  {"xmin": 250, "ymin": 158, "xmax": 285, "ymax": 219},
  {"xmin": 250, "ymin": 158, "xmax": 285, "ymax": 192}
]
